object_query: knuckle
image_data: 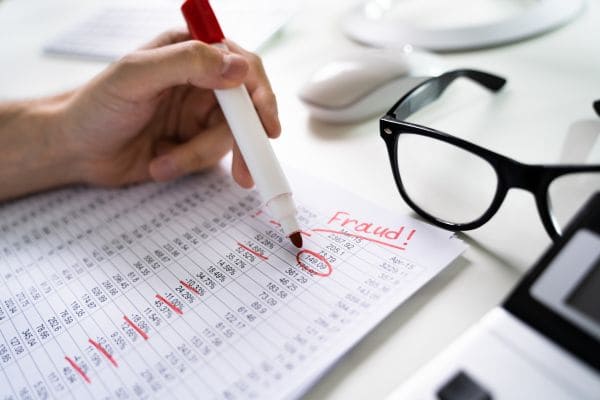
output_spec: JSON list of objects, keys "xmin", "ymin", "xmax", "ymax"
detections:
[
  {"xmin": 256, "ymin": 87, "xmax": 276, "ymax": 105},
  {"xmin": 247, "ymin": 52, "xmax": 263, "ymax": 69},
  {"xmin": 117, "ymin": 51, "xmax": 142, "ymax": 70},
  {"xmin": 183, "ymin": 40, "xmax": 206, "ymax": 54},
  {"xmin": 265, "ymin": 90, "xmax": 277, "ymax": 105},
  {"xmin": 112, "ymin": 52, "xmax": 145, "ymax": 82},
  {"xmin": 183, "ymin": 41, "xmax": 211, "ymax": 63}
]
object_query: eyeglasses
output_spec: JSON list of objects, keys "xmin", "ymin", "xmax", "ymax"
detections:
[{"xmin": 380, "ymin": 69, "xmax": 600, "ymax": 241}]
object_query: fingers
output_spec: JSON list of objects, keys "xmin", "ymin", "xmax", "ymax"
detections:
[
  {"xmin": 149, "ymin": 122, "xmax": 233, "ymax": 181},
  {"xmin": 149, "ymin": 123, "xmax": 255, "ymax": 189},
  {"xmin": 172, "ymin": 88, "xmax": 220, "ymax": 141},
  {"xmin": 108, "ymin": 33, "xmax": 280, "ymax": 138},
  {"xmin": 251, "ymin": 86, "xmax": 280, "ymax": 138},
  {"xmin": 231, "ymin": 143, "xmax": 254, "ymax": 188},
  {"xmin": 108, "ymin": 40, "xmax": 249, "ymax": 101},
  {"xmin": 224, "ymin": 40, "xmax": 281, "ymax": 138},
  {"xmin": 114, "ymin": 32, "xmax": 281, "ymax": 188},
  {"xmin": 223, "ymin": 40, "xmax": 273, "ymax": 97}
]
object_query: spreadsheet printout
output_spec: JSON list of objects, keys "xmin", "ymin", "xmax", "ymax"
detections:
[{"xmin": 0, "ymin": 165, "xmax": 465, "ymax": 399}]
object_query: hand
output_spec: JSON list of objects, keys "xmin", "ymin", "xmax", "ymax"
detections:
[{"xmin": 60, "ymin": 29, "xmax": 280, "ymax": 188}]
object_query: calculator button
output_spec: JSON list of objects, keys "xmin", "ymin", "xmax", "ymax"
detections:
[{"xmin": 436, "ymin": 371, "xmax": 492, "ymax": 400}]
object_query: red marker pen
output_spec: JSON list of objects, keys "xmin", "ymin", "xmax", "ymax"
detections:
[{"xmin": 181, "ymin": 0, "xmax": 303, "ymax": 248}]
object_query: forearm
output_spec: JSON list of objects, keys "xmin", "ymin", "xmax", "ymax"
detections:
[{"xmin": 0, "ymin": 95, "xmax": 82, "ymax": 201}]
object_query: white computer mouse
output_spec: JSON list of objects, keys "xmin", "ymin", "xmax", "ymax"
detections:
[{"xmin": 299, "ymin": 46, "xmax": 443, "ymax": 123}]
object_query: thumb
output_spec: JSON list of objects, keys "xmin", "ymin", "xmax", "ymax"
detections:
[{"xmin": 107, "ymin": 40, "xmax": 249, "ymax": 101}]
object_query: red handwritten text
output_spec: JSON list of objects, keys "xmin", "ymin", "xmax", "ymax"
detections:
[
  {"xmin": 237, "ymin": 242, "xmax": 269, "ymax": 261},
  {"xmin": 156, "ymin": 294, "xmax": 183, "ymax": 315},
  {"xmin": 65, "ymin": 356, "xmax": 91, "ymax": 384},
  {"xmin": 88, "ymin": 339, "xmax": 118, "ymax": 368},
  {"xmin": 324, "ymin": 211, "xmax": 416, "ymax": 249},
  {"xmin": 123, "ymin": 316, "xmax": 149, "ymax": 340},
  {"xmin": 180, "ymin": 280, "xmax": 201, "ymax": 296}
]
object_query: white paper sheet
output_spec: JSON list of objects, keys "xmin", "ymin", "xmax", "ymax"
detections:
[
  {"xmin": 43, "ymin": 0, "xmax": 298, "ymax": 61},
  {"xmin": 0, "ymin": 165, "xmax": 465, "ymax": 399}
]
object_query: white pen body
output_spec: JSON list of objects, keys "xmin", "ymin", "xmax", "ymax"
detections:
[{"xmin": 214, "ymin": 74, "xmax": 300, "ymax": 235}]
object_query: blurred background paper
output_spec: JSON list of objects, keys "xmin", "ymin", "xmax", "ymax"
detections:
[{"xmin": 43, "ymin": 0, "xmax": 298, "ymax": 61}]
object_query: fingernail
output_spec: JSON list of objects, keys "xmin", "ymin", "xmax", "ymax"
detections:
[
  {"xmin": 151, "ymin": 157, "xmax": 178, "ymax": 181},
  {"xmin": 221, "ymin": 54, "xmax": 247, "ymax": 80}
]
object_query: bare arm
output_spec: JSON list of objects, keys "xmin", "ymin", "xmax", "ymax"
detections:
[{"xmin": 0, "ymin": 95, "xmax": 80, "ymax": 200}]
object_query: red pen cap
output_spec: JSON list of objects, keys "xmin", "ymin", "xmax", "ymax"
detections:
[{"xmin": 181, "ymin": 0, "xmax": 225, "ymax": 44}]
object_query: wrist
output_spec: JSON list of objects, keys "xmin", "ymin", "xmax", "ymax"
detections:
[
  {"xmin": 0, "ymin": 94, "xmax": 84, "ymax": 200},
  {"xmin": 34, "ymin": 93, "xmax": 87, "ymax": 183}
]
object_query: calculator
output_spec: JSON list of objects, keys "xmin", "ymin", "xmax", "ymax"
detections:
[{"xmin": 389, "ymin": 192, "xmax": 600, "ymax": 400}]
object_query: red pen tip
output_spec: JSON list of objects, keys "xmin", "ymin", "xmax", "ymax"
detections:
[
  {"xmin": 181, "ymin": 0, "xmax": 225, "ymax": 43},
  {"xmin": 289, "ymin": 232, "xmax": 303, "ymax": 248}
]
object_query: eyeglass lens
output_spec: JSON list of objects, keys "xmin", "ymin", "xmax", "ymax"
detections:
[
  {"xmin": 548, "ymin": 172, "xmax": 600, "ymax": 234},
  {"xmin": 396, "ymin": 133, "xmax": 498, "ymax": 225}
]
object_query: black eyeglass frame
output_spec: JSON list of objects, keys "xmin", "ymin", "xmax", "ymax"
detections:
[{"xmin": 380, "ymin": 69, "xmax": 600, "ymax": 241}]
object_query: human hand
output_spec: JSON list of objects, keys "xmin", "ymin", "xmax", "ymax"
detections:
[{"xmin": 59, "ymin": 29, "xmax": 280, "ymax": 188}]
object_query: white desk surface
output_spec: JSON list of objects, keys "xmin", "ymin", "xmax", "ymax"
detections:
[{"xmin": 1, "ymin": 0, "xmax": 599, "ymax": 399}]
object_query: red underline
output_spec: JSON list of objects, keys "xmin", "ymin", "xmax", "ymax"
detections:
[
  {"xmin": 237, "ymin": 242, "xmax": 269, "ymax": 260},
  {"xmin": 268, "ymin": 220, "xmax": 281, "ymax": 227},
  {"xmin": 65, "ymin": 356, "xmax": 91, "ymax": 384},
  {"xmin": 156, "ymin": 294, "xmax": 183, "ymax": 315},
  {"xmin": 88, "ymin": 339, "xmax": 118, "ymax": 367},
  {"xmin": 123, "ymin": 315, "xmax": 149, "ymax": 340},
  {"xmin": 180, "ymin": 280, "xmax": 200, "ymax": 295},
  {"xmin": 311, "ymin": 229, "xmax": 406, "ymax": 251},
  {"xmin": 300, "ymin": 231, "xmax": 312, "ymax": 237}
]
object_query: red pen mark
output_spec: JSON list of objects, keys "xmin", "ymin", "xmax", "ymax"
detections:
[
  {"xmin": 299, "ymin": 231, "xmax": 312, "ymax": 237},
  {"xmin": 156, "ymin": 294, "xmax": 183, "ymax": 315},
  {"xmin": 88, "ymin": 339, "xmax": 118, "ymax": 368},
  {"xmin": 296, "ymin": 249, "xmax": 333, "ymax": 277},
  {"xmin": 404, "ymin": 229, "xmax": 416, "ymax": 246},
  {"xmin": 323, "ymin": 211, "xmax": 417, "ymax": 250},
  {"xmin": 237, "ymin": 242, "xmax": 269, "ymax": 260},
  {"xmin": 180, "ymin": 280, "xmax": 200, "ymax": 295},
  {"xmin": 123, "ymin": 315, "xmax": 149, "ymax": 340},
  {"xmin": 268, "ymin": 220, "xmax": 281, "ymax": 227},
  {"xmin": 252, "ymin": 209, "xmax": 263, "ymax": 217},
  {"xmin": 65, "ymin": 356, "xmax": 91, "ymax": 384},
  {"xmin": 312, "ymin": 228, "xmax": 406, "ymax": 251}
]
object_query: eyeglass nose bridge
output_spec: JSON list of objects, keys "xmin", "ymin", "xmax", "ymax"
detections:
[{"xmin": 500, "ymin": 159, "xmax": 547, "ymax": 193}]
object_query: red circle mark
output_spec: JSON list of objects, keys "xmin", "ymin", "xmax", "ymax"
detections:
[{"xmin": 296, "ymin": 249, "xmax": 332, "ymax": 277}]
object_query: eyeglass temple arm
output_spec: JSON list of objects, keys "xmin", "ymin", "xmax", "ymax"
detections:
[
  {"xmin": 594, "ymin": 100, "xmax": 600, "ymax": 117},
  {"xmin": 442, "ymin": 69, "xmax": 506, "ymax": 91},
  {"xmin": 387, "ymin": 69, "xmax": 506, "ymax": 120}
]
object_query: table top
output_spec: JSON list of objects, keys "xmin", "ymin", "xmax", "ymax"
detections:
[{"xmin": 1, "ymin": 0, "xmax": 599, "ymax": 398}]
